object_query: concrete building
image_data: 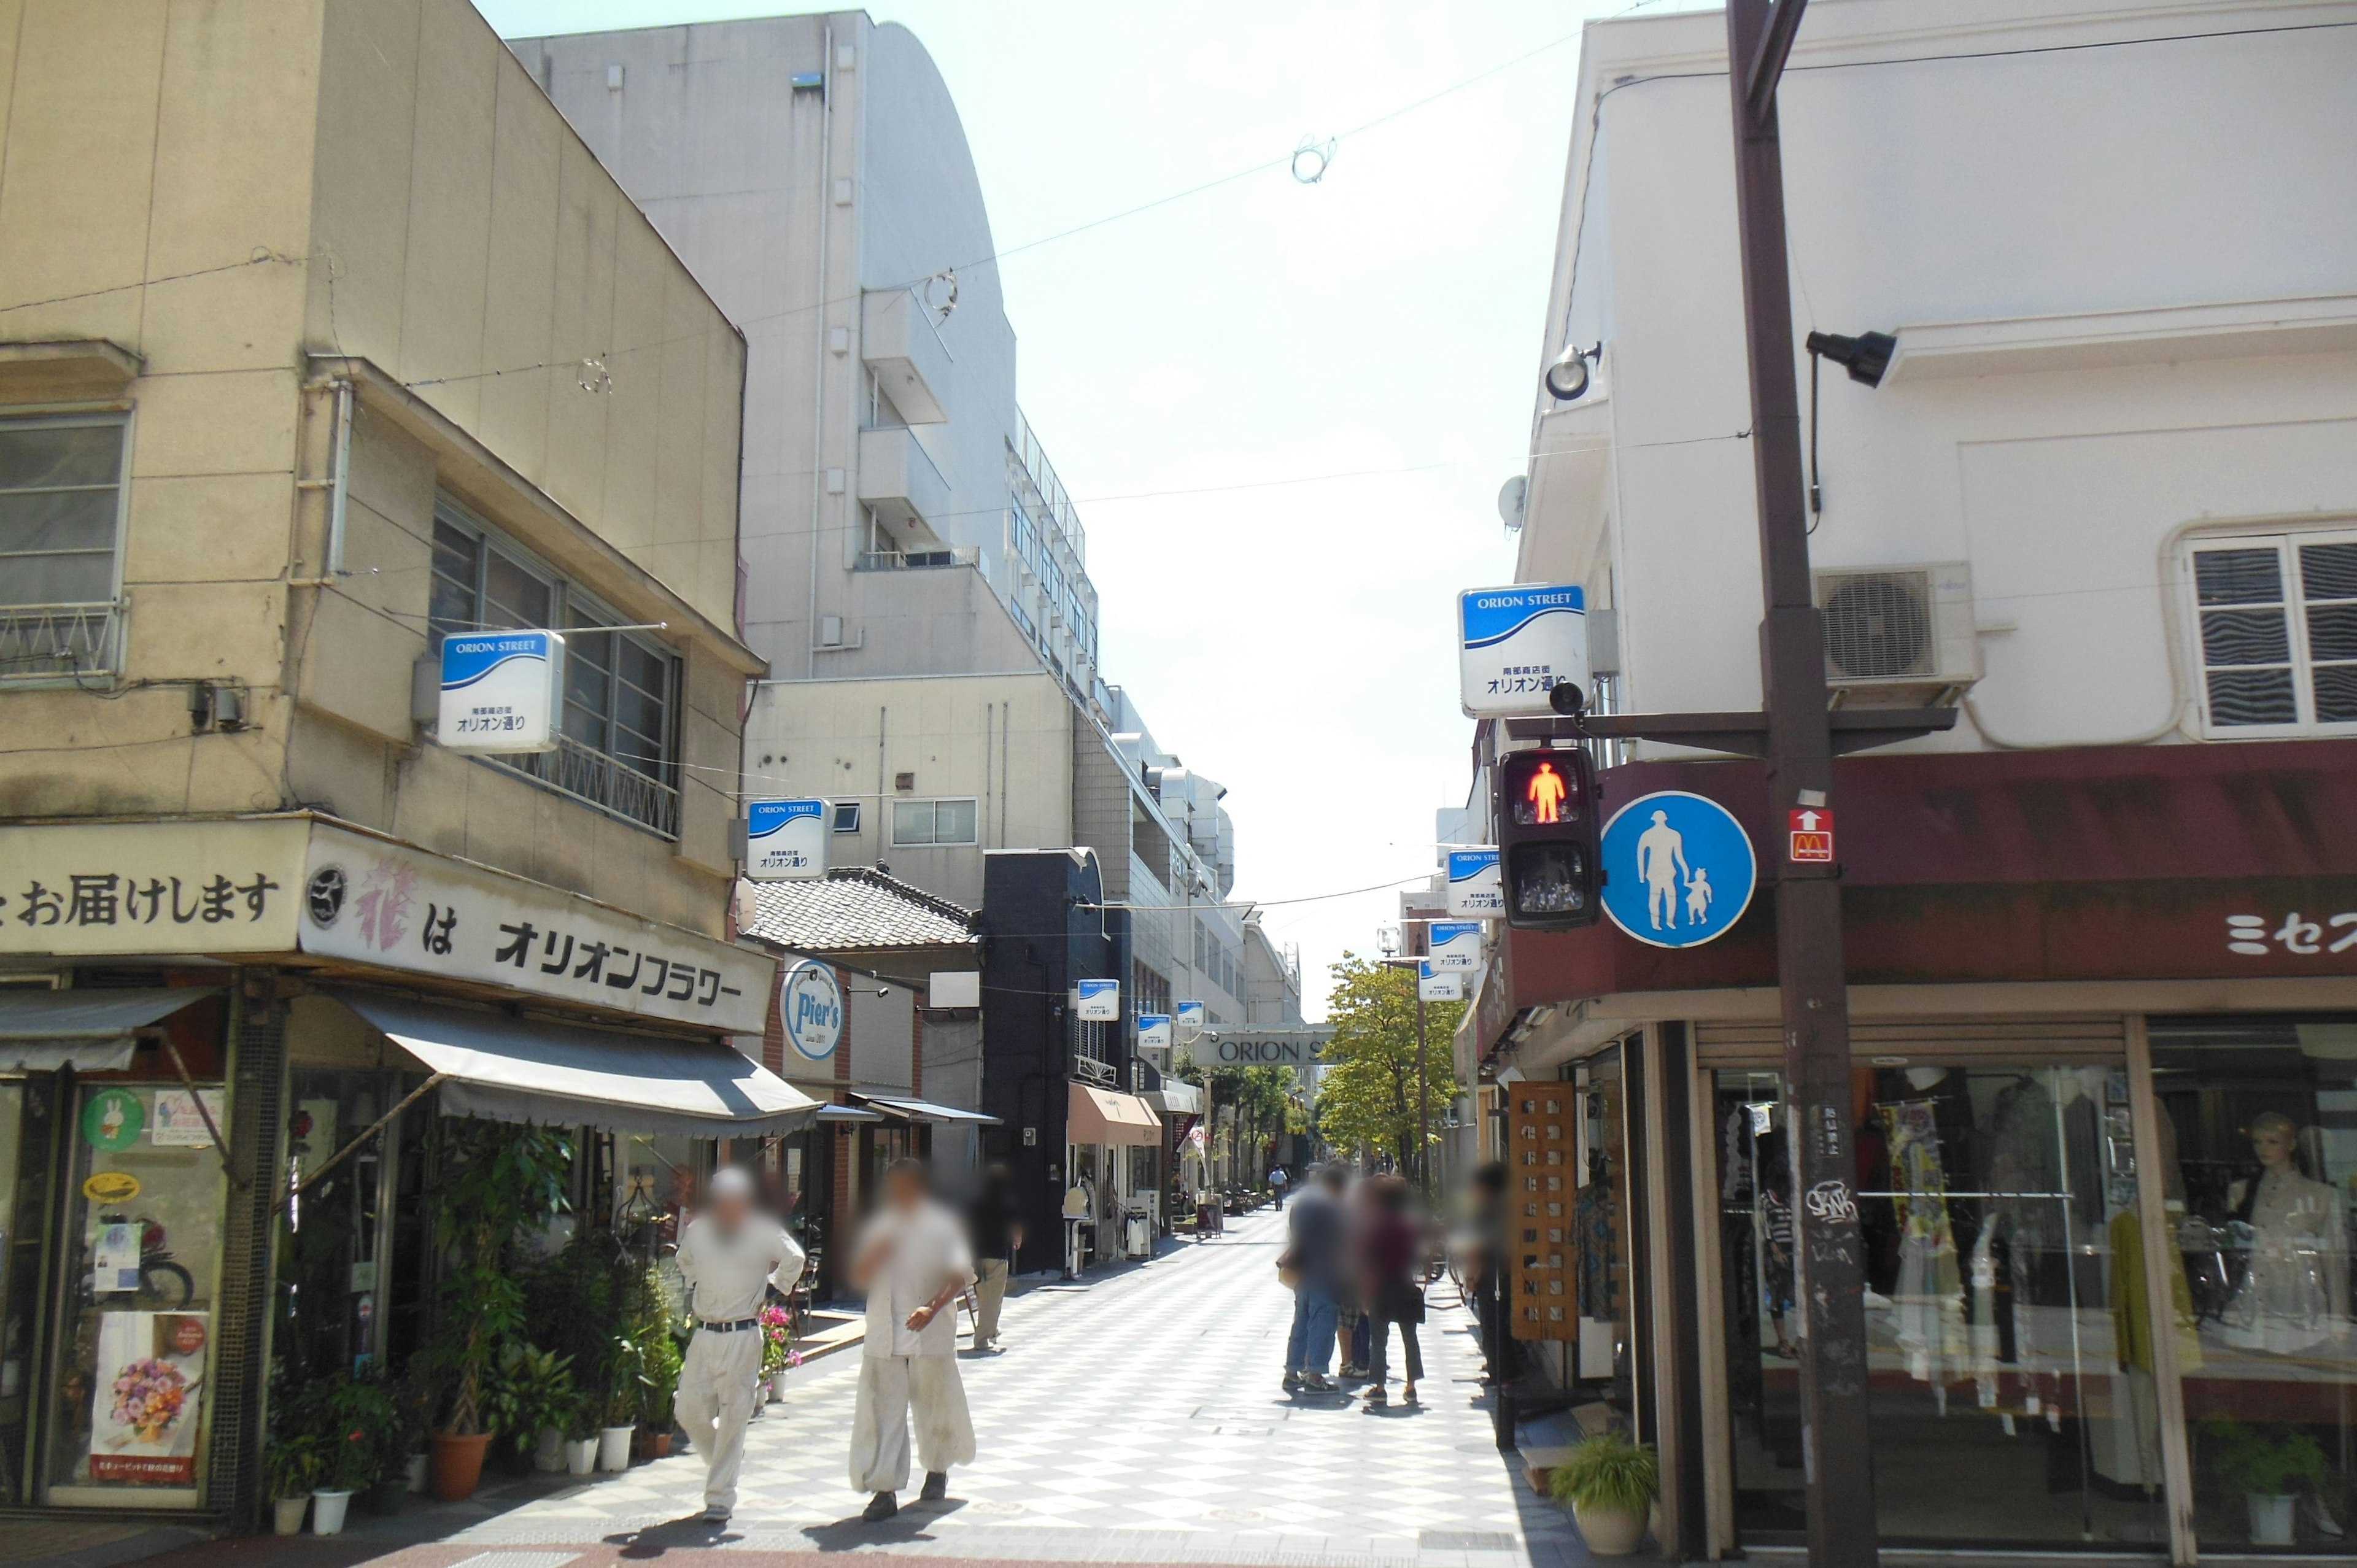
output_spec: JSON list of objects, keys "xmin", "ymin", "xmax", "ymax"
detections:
[
  {"xmin": 0, "ymin": 0, "xmax": 810, "ymax": 1527},
  {"xmin": 1461, "ymin": 1, "xmax": 2357, "ymax": 1559}
]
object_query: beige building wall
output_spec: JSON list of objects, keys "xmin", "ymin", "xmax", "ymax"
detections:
[
  {"xmin": 745, "ymin": 670, "xmax": 1075, "ymax": 910},
  {"xmin": 0, "ymin": 0, "xmax": 754, "ymax": 936}
]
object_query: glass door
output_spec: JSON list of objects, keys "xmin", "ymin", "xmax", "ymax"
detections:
[
  {"xmin": 43, "ymin": 1081, "xmax": 226, "ymax": 1507},
  {"xmin": 1713, "ymin": 1062, "xmax": 2165, "ymax": 1548}
]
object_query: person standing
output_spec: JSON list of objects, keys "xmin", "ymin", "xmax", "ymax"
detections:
[
  {"xmin": 675, "ymin": 1167, "xmax": 806, "ymax": 1522},
  {"xmin": 1269, "ymin": 1165, "xmax": 1290, "ymax": 1210},
  {"xmin": 848, "ymin": 1158, "xmax": 977, "ymax": 1522},
  {"xmin": 1359, "ymin": 1175, "xmax": 1427, "ymax": 1408},
  {"xmin": 1281, "ymin": 1165, "xmax": 1349, "ymax": 1394},
  {"xmin": 966, "ymin": 1162, "xmax": 1024, "ymax": 1353}
]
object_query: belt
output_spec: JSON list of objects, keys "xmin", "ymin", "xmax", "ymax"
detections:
[{"xmin": 697, "ymin": 1318, "xmax": 759, "ymax": 1333}]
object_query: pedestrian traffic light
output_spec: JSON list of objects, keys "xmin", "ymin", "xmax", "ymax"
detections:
[{"xmin": 1494, "ymin": 744, "xmax": 1600, "ymax": 930}]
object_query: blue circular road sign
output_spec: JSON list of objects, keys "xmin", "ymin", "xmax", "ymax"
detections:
[{"xmin": 1598, "ymin": 790, "xmax": 1756, "ymax": 949}]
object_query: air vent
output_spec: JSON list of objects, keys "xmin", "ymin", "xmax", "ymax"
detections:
[{"xmin": 1810, "ymin": 562, "xmax": 1980, "ymax": 700}]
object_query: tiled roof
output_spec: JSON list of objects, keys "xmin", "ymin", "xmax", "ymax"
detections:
[{"xmin": 742, "ymin": 867, "xmax": 980, "ymax": 954}]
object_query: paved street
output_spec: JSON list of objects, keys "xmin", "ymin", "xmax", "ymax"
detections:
[{"xmin": 145, "ymin": 1209, "xmax": 1589, "ymax": 1568}]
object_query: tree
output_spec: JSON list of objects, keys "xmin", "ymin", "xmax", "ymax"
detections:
[
  {"xmin": 1172, "ymin": 1056, "xmax": 1298, "ymax": 1182},
  {"xmin": 1313, "ymin": 953, "xmax": 1463, "ymax": 1173}
]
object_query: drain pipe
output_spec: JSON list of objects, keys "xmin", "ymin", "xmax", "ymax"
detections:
[{"xmin": 325, "ymin": 377, "xmax": 354, "ymax": 575}]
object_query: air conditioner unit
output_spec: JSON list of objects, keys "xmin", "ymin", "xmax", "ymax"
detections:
[{"xmin": 1810, "ymin": 562, "xmax": 1978, "ymax": 704}]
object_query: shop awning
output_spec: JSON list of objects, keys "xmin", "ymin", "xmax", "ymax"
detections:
[
  {"xmin": 1144, "ymin": 1081, "xmax": 1202, "ymax": 1116},
  {"xmin": 816, "ymin": 1103, "xmax": 885, "ymax": 1124},
  {"xmin": 857, "ymin": 1094, "xmax": 1000, "ymax": 1126},
  {"xmin": 0, "ymin": 986, "xmax": 221, "ymax": 1072},
  {"xmin": 332, "ymin": 990, "xmax": 819, "ymax": 1137},
  {"xmin": 1068, "ymin": 1083, "xmax": 1162, "ymax": 1148}
]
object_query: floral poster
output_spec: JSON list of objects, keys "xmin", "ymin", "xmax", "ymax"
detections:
[{"xmin": 88, "ymin": 1311, "xmax": 206, "ymax": 1485}]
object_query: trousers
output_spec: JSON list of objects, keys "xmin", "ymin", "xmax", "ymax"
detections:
[
  {"xmin": 973, "ymin": 1258, "xmax": 1010, "ymax": 1347},
  {"xmin": 1368, "ymin": 1308, "xmax": 1424, "ymax": 1388},
  {"xmin": 849, "ymin": 1353, "xmax": 975, "ymax": 1493},
  {"xmin": 1285, "ymin": 1287, "xmax": 1337, "ymax": 1373},
  {"xmin": 676, "ymin": 1326, "xmax": 764, "ymax": 1512}
]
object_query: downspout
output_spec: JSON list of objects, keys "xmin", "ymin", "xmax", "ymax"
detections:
[
  {"xmin": 325, "ymin": 377, "xmax": 354, "ymax": 575},
  {"xmin": 805, "ymin": 21, "xmax": 834, "ymax": 679}
]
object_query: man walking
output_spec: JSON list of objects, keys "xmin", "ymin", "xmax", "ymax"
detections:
[
  {"xmin": 849, "ymin": 1158, "xmax": 977, "ymax": 1522},
  {"xmin": 675, "ymin": 1167, "xmax": 805, "ymax": 1522},
  {"xmin": 966, "ymin": 1162, "xmax": 1023, "ymax": 1353},
  {"xmin": 1269, "ymin": 1164, "xmax": 1290, "ymax": 1210},
  {"xmin": 1281, "ymin": 1164, "xmax": 1349, "ymax": 1394}
]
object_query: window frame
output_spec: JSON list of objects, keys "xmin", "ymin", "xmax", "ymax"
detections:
[
  {"xmin": 0, "ymin": 409, "xmax": 134, "ymax": 682},
  {"xmin": 888, "ymin": 797, "xmax": 980, "ymax": 848},
  {"xmin": 2184, "ymin": 524, "xmax": 2357, "ymax": 740}
]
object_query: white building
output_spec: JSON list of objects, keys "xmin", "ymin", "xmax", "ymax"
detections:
[{"xmin": 1477, "ymin": 1, "xmax": 2357, "ymax": 1559}]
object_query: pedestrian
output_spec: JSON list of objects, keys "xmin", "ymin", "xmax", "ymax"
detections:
[
  {"xmin": 848, "ymin": 1157, "xmax": 977, "ymax": 1522},
  {"xmin": 675, "ymin": 1166, "xmax": 806, "ymax": 1523},
  {"xmin": 1463, "ymin": 1161, "xmax": 1519, "ymax": 1386},
  {"xmin": 1336, "ymin": 1171, "xmax": 1379, "ymax": 1379},
  {"xmin": 1269, "ymin": 1164, "xmax": 1290, "ymax": 1210},
  {"xmin": 966, "ymin": 1161, "xmax": 1023, "ymax": 1353},
  {"xmin": 1359, "ymin": 1175, "xmax": 1426, "ymax": 1408},
  {"xmin": 1280, "ymin": 1164, "xmax": 1349, "ymax": 1394}
]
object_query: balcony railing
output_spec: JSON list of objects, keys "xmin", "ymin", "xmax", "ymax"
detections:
[
  {"xmin": 856, "ymin": 545, "xmax": 978, "ymax": 571},
  {"xmin": 486, "ymin": 731, "xmax": 680, "ymax": 840},
  {"xmin": 0, "ymin": 602, "xmax": 123, "ymax": 682}
]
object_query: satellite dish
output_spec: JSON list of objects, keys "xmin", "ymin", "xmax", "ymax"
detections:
[{"xmin": 1497, "ymin": 474, "xmax": 1528, "ymax": 532}]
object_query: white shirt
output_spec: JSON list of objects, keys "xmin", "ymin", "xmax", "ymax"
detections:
[
  {"xmin": 676, "ymin": 1214, "xmax": 805, "ymax": 1324},
  {"xmin": 859, "ymin": 1198, "xmax": 972, "ymax": 1358}
]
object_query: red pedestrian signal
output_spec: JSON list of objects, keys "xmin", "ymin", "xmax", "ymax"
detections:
[{"xmin": 1494, "ymin": 746, "xmax": 1601, "ymax": 930}]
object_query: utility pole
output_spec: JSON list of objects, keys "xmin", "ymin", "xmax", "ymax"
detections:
[
  {"xmin": 1722, "ymin": 2, "xmax": 1879, "ymax": 1563},
  {"xmin": 1414, "ymin": 993, "xmax": 1430, "ymax": 1197}
]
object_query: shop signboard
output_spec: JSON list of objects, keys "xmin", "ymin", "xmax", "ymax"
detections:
[
  {"xmin": 299, "ymin": 823, "xmax": 769, "ymax": 1033},
  {"xmin": 1174, "ymin": 1000, "xmax": 1206, "ymax": 1041},
  {"xmin": 780, "ymin": 961, "xmax": 844, "ymax": 1064},
  {"xmin": 88, "ymin": 1312, "xmax": 207, "ymax": 1484},
  {"xmin": 1458, "ymin": 585, "xmax": 1588, "ymax": 717},
  {"xmin": 1446, "ymin": 848, "xmax": 1504, "ymax": 919},
  {"xmin": 150, "ymin": 1089, "xmax": 226, "ymax": 1148},
  {"xmin": 436, "ymin": 630, "xmax": 563, "ymax": 753},
  {"xmin": 1137, "ymin": 1013, "xmax": 1172, "ymax": 1051},
  {"xmin": 1075, "ymin": 979, "xmax": 1120, "ymax": 1022},
  {"xmin": 744, "ymin": 799, "xmax": 827, "ymax": 881},
  {"xmin": 1200, "ymin": 1029, "xmax": 1333, "ymax": 1066},
  {"xmin": 1417, "ymin": 960, "xmax": 1464, "ymax": 1002},
  {"xmin": 1429, "ymin": 921, "xmax": 1484, "ymax": 971},
  {"xmin": 0, "ymin": 819, "xmax": 309, "ymax": 956}
]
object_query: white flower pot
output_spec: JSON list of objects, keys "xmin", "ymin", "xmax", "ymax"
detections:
[
  {"xmin": 2248, "ymin": 1493, "xmax": 2297, "ymax": 1547},
  {"xmin": 564, "ymin": 1437, "xmax": 598, "ymax": 1476},
  {"xmin": 1572, "ymin": 1500, "xmax": 1648, "ymax": 1557},
  {"xmin": 533, "ymin": 1425, "xmax": 565, "ymax": 1472},
  {"xmin": 273, "ymin": 1497, "xmax": 309, "ymax": 1536},
  {"xmin": 404, "ymin": 1453, "xmax": 428, "ymax": 1494},
  {"xmin": 598, "ymin": 1424, "xmax": 635, "ymax": 1472},
  {"xmin": 769, "ymin": 1371, "xmax": 789, "ymax": 1402},
  {"xmin": 311, "ymin": 1489, "xmax": 353, "ymax": 1535}
]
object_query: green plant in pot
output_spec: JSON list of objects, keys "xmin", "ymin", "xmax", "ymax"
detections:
[
  {"xmin": 266, "ymin": 1434, "xmax": 325, "ymax": 1534},
  {"xmin": 1549, "ymin": 1430, "xmax": 1660, "ymax": 1558},
  {"xmin": 2205, "ymin": 1418, "xmax": 2329, "ymax": 1546},
  {"xmin": 486, "ymin": 1342, "xmax": 578, "ymax": 1472}
]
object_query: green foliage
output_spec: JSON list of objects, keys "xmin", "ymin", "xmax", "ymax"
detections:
[
  {"xmin": 484, "ymin": 1343, "xmax": 579, "ymax": 1455},
  {"xmin": 266, "ymin": 1434, "xmax": 326, "ymax": 1500},
  {"xmin": 637, "ymin": 1318, "xmax": 684, "ymax": 1431},
  {"xmin": 425, "ymin": 1118, "xmax": 573, "ymax": 1436},
  {"xmin": 1313, "ymin": 954, "xmax": 1463, "ymax": 1168},
  {"xmin": 1549, "ymin": 1431, "xmax": 1660, "ymax": 1515},
  {"xmin": 2204, "ymin": 1419, "xmax": 2330, "ymax": 1498},
  {"xmin": 1173, "ymin": 1057, "xmax": 1299, "ymax": 1178}
]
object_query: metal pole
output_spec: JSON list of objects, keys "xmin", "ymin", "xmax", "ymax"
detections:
[
  {"xmin": 1720, "ymin": 2, "xmax": 1878, "ymax": 1562},
  {"xmin": 1414, "ymin": 995, "xmax": 1430, "ymax": 1197}
]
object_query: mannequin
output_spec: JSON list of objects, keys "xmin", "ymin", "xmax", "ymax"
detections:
[{"xmin": 2220, "ymin": 1112, "xmax": 2350, "ymax": 1354}]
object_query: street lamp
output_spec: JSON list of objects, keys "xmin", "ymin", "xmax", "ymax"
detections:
[{"xmin": 1543, "ymin": 339, "xmax": 1602, "ymax": 402}]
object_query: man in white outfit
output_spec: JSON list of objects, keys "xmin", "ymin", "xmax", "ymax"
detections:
[
  {"xmin": 675, "ymin": 1167, "xmax": 804, "ymax": 1522},
  {"xmin": 848, "ymin": 1157, "xmax": 976, "ymax": 1521}
]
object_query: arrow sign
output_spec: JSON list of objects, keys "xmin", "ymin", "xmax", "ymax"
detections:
[{"xmin": 1788, "ymin": 806, "xmax": 1834, "ymax": 863}]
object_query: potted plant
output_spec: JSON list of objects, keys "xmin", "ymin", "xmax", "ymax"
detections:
[
  {"xmin": 312, "ymin": 1375, "xmax": 393, "ymax": 1531},
  {"xmin": 598, "ymin": 1330, "xmax": 642, "ymax": 1472},
  {"xmin": 487, "ymin": 1343, "xmax": 577, "ymax": 1473},
  {"xmin": 2205, "ymin": 1418, "xmax": 2329, "ymax": 1546},
  {"xmin": 636, "ymin": 1318, "xmax": 683, "ymax": 1460},
  {"xmin": 266, "ymin": 1435, "xmax": 324, "ymax": 1536},
  {"xmin": 563, "ymin": 1397, "xmax": 600, "ymax": 1477},
  {"xmin": 1548, "ymin": 1430, "xmax": 1659, "ymax": 1558},
  {"xmin": 760, "ymin": 1303, "xmax": 795, "ymax": 1401}
]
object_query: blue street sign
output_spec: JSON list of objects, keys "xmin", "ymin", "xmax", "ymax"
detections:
[
  {"xmin": 1076, "ymin": 978, "xmax": 1121, "ymax": 1021},
  {"xmin": 745, "ymin": 798, "xmax": 828, "ymax": 879},
  {"xmin": 1598, "ymin": 790, "xmax": 1756, "ymax": 949},
  {"xmin": 1445, "ymin": 848, "xmax": 1504, "ymax": 918},
  {"xmin": 1429, "ymin": 921, "xmax": 1484, "ymax": 971}
]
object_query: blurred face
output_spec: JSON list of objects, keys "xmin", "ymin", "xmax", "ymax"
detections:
[
  {"xmin": 886, "ymin": 1168, "xmax": 927, "ymax": 1210},
  {"xmin": 2253, "ymin": 1121, "xmax": 2297, "ymax": 1171},
  {"xmin": 710, "ymin": 1186, "xmax": 752, "ymax": 1230}
]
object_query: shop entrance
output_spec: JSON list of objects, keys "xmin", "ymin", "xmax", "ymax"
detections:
[{"xmin": 1713, "ymin": 1062, "xmax": 2165, "ymax": 1549}]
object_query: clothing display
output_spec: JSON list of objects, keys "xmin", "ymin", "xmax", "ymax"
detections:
[
  {"xmin": 1576, "ymin": 1161, "xmax": 1617, "ymax": 1320},
  {"xmin": 1884, "ymin": 1099, "xmax": 1968, "ymax": 1394},
  {"xmin": 2220, "ymin": 1167, "xmax": 2351, "ymax": 1354}
]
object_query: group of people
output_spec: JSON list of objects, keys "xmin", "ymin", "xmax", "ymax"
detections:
[
  {"xmin": 671, "ymin": 1157, "xmax": 1006, "ymax": 1527},
  {"xmin": 1279, "ymin": 1164, "xmax": 1431, "ymax": 1408}
]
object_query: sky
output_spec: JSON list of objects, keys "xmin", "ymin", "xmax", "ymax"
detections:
[{"xmin": 474, "ymin": 0, "xmax": 1706, "ymax": 1018}]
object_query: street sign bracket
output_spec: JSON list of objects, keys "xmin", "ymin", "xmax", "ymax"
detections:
[{"xmin": 1506, "ymin": 706, "xmax": 1957, "ymax": 758}]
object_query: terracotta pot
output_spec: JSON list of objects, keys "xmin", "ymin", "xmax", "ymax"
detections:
[
  {"xmin": 648, "ymin": 1431, "xmax": 672, "ymax": 1459},
  {"xmin": 429, "ymin": 1431, "xmax": 492, "ymax": 1502},
  {"xmin": 1572, "ymin": 1500, "xmax": 1648, "ymax": 1557}
]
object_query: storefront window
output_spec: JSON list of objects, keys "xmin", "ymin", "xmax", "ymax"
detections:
[
  {"xmin": 45, "ymin": 1081, "xmax": 226, "ymax": 1506},
  {"xmin": 280, "ymin": 1071, "xmax": 403, "ymax": 1383},
  {"xmin": 1714, "ymin": 1063, "xmax": 2162, "ymax": 1548},
  {"xmin": 2150, "ymin": 1019, "xmax": 2355, "ymax": 1551},
  {"xmin": 0, "ymin": 1080, "xmax": 47, "ymax": 1505}
]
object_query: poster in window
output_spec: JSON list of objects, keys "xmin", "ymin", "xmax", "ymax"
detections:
[
  {"xmin": 89, "ymin": 1312, "xmax": 207, "ymax": 1485},
  {"xmin": 149, "ymin": 1089, "xmax": 226, "ymax": 1148}
]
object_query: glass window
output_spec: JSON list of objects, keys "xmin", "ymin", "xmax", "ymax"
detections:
[
  {"xmin": 830, "ymin": 801, "xmax": 862, "ymax": 833},
  {"xmin": 2149, "ymin": 1019, "xmax": 2355, "ymax": 1551},
  {"xmin": 0, "ymin": 415, "xmax": 128, "ymax": 608},
  {"xmin": 891, "ymin": 799, "xmax": 978, "ymax": 848},
  {"xmin": 2192, "ymin": 532, "xmax": 2357, "ymax": 733},
  {"xmin": 1713, "ymin": 1062, "xmax": 2162, "ymax": 1548}
]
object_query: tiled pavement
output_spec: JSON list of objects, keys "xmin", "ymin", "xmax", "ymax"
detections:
[{"xmin": 255, "ymin": 1207, "xmax": 1595, "ymax": 1568}]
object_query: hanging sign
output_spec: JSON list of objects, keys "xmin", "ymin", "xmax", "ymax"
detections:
[
  {"xmin": 1075, "ymin": 979, "xmax": 1121, "ymax": 1022},
  {"xmin": 437, "ymin": 630, "xmax": 564, "ymax": 753},
  {"xmin": 745, "ymin": 799, "xmax": 828, "ymax": 880},
  {"xmin": 1598, "ymin": 790, "xmax": 1757, "ymax": 950},
  {"xmin": 1458, "ymin": 585, "xmax": 1588, "ymax": 717},
  {"xmin": 1446, "ymin": 848, "xmax": 1504, "ymax": 919},
  {"xmin": 1417, "ymin": 960, "xmax": 1465, "ymax": 1002},
  {"xmin": 780, "ymin": 960, "xmax": 845, "ymax": 1064},
  {"xmin": 1201, "ymin": 1029, "xmax": 1333, "ymax": 1065},
  {"xmin": 1174, "ymin": 1000, "xmax": 1206, "ymax": 1041},
  {"xmin": 1137, "ymin": 1014, "xmax": 1172, "ymax": 1051},
  {"xmin": 1429, "ymin": 921, "xmax": 1484, "ymax": 971}
]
